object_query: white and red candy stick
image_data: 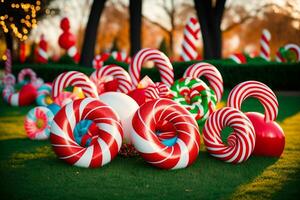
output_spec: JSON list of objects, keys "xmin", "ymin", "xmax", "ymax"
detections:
[
  {"xmin": 90, "ymin": 65, "xmax": 133, "ymax": 94},
  {"xmin": 131, "ymin": 98, "xmax": 201, "ymax": 169},
  {"xmin": 275, "ymin": 50, "xmax": 285, "ymax": 62},
  {"xmin": 260, "ymin": 29, "xmax": 271, "ymax": 61},
  {"xmin": 111, "ymin": 51, "xmax": 131, "ymax": 63},
  {"xmin": 129, "ymin": 48, "xmax": 174, "ymax": 88},
  {"xmin": 50, "ymin": 98, "xmax": 123, "ymax": 168},
  {"xmin": 179, "ymin": 17, "xmax": 201, "ymax": 61},
  {"xmin": 145, "ymin": 82, "xmax": 172, "ymax": 100},
  {"xmin": 203, "ymin": 107, "xmax": 256, "ymax": 163},
  {"xmin": 227, "ymin": 81, "xmax": 278, "ymax": 122},
  {"xmin": 93, "ymin": 54, "xmax": 105, "ymax": 69},
  {"xmin": 284, "ymin": 43, "xmax": 300, "ymax": 62},
  {"xmin": 52, "ymin": 71, "xmax": 98, "ymax": 99},
  {"xmin": 183, "ymin": 62, "xmax": 223, "ymax": 102},
  {"xmin": 18, "ymin": 68, "xmax": 37, "ymax": 84},
  {"xmin": 4, "ymin": 49, "xmax": 12, "ymax": 74},
  {"xmin": 229, "ymin": 53, "xmax": 247, "ymax": 64}
]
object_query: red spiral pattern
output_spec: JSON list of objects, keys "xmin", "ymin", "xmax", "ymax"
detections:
[
  {"xmin": 183, "ymin": 62, "xmax": 223, "ymax": 102},
  {"xmin": 52, "ymin": 71, "xmax": 98, "ymax": 99},
  {"xmin": 50, "ymin": 98, "xmax": 123, "ymax": 168},
  {"xmin": 227, "ymin": 81, "xmax": 278, "ymax": 122},
  {"xmin": 145, "ymin": 82, "xmax": 172, "ymax": 100},
  {"xmin": 90, "ymin": 65, "xmax": 133, "ymax": 94},
  {"xmin": 129, "ymin": 48, "xmax": 174, "ymax": 88},
  {"xmin": 131, "ymin": 99, "xmax": 201, "ymax": 169},
  {"xmin": 203, "ymin": 107, "xmax": 256, "ymax": 163}
]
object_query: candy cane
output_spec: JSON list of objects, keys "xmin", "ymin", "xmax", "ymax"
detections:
[
  {"xmin": 203, "ymin": 107, "xmax": 255, "ymax": 163},
  {"xmin": 275, "ymin": 50, "xmax": 285, "ymax": 62},
  {"xmin": 18, "ymin": 68, "xmax": 37, "ymax": 84},
  {"xmin": 129, "ymin": 48, "xmax": 174, "ymax": 88},
  {"xmin": 183, "ymin": 62, "xmax": 223, "ymax": 102},
  {"xmin": 284, "ymin": 43, "xmax": 300, "ymax": 62},
  {"xmin": 260, "ymin": 29, "xmax": 271, "ymax": 61},
  {"xmin": 52, "ymin": 71, "xmax": 98, "ymax": 98},
  {"xmin": 67, "ymin": 45, "xmax": 80, "ymax": 63},
  {"xmin": 227, "ymin": 81, "xmax": 278, "ymax": 122},
  {"xmin": 90, "ymin": 65, "xmax": 133, "ymax": 94},
  {"xmin": 92, "ymin": 55, "xmax": 104, "ymax": 69},
  {"xmin": 111, "ymin": 51, "xmax": 131, "ymax": 63},
  {"xmin": 2, "ymin": 73, "xmax": 16, "ymax": 86},
  {"xmin": 145, "ymin": 82, "xmax": 172, "ymax": 100},
  {"xmin": 229, "ymin": 53, "xmax": 247, "ymax": 64},
  {"xmin": 4, "ymin": 49, "xmax": 12, "ymax": 74},
  {"xmin": 180, "ymin": 17, "xmax": 201, "ymax": 61},
  {"xmin": 50, "ymin": 98, "xmax": 123, "ymax": 168},
  {"xmin": 131, "ymin": 98, "xmax": 201, "ymax": 169}
]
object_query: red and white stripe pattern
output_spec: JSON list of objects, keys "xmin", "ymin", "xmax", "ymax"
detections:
[
  {"xmin": 18, "ymin": 68, "xmax": 37, "ymax": 84},
  {"xmin": 183, "ymin": 62, "xmax": 223, "ymax": 102},
  {"xmin": 111, "ymin": 51, "xmax": 131, "ymax": 63},
  {"xmin": 52, "ymin": 71, "xmax": 98, "ymax": 99},
  {"xmin": 131, "ymin": 99, "xmax": 201, "ymax": 169},
  {"xmin": 4, "ymin": 49, "xmax": 12, "ymax": 74},
  {"xmin": 275, "ymin": 50, "xmax": 285, "ymax": 62},
  {"xmin": 90, "ymin": 65, "xmax": 133, "ymax": 94},
  {"xmin": 92, "ymin": 55, "xmax": 104, "ymax": 69},
  {"xmin": 50, "ymin": 98, "xmax": 123, "ymax": 168},
  {"xmin": 284, "ymin": 43, "xmax": 300, "ymax": 62},
  {"xmin": 203, "ymin": 107, "xmax": 255, "ymax": 163},
  {"xmin": 180, "ymin": 17, "xmax": 201, "ymax": 61},
  {"xmin": 2, "ymin": 73, "xmax": 16, "ymax": 86},
  {"xmin": 260, "ymin": 29, "xmax": 271, "ymax": 61},
  {"xmin": 227, "ymin": 81, "xmax": 278, "ymax": 122},
  {"xmin": 2, "ymin": 85, "xmax": 18, "ymax": 106},
  {"xmin": 129, "ymin": 48, "xmax": 174, "ymax": 88},
  {"xmin": 67, "ymin": 45, "xmax": 80, "ymax": 63},
  {"xmin": 145, "ymin": 82, "xmax": 172, "ymax": 100},
  {"xmin": 229, "ymin": 53, "xmax": 247, "ymax": 64}
]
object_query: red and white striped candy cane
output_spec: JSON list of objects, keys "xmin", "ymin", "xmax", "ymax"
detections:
[
  {"xmin": 92, "ymin": 55, "xmax": 104, "ymax": 69},
  {"xmin": 131, "ymin": 98, "xmax": 201, "ymax": 169},
  {"xmin": 129, "ymin": 48, "xmax": 174, "ymax": 88},
  {"xmin": 275, "ymin": 50, "xmax": 285, "ymax": 62},
  {"xmin": 4, "ymin": 49, "xmax": 12, "ymax": 74},
  {"xmin": 90, "ymin": 65, "xmax": 133, "ymax": 94},
  {"xmin": 52, "ymin": 71, "xmax": 98, "ymax": 99},
  {"xmin": 203, "ymin": 107, "xmax": 255, "ymax": 163},
  {"xmin": 229, "ymin": 53, "xmax": 247, "ymax": 64},
  {"xmin": 180, "ymin": 17, "xmax": 201, "ymax": 61},
  {"xmin": 145, "ymin": 82, "xmax": 172, "ymax": 100},
  {"xmin": 227, "ymin": 81, "xmax": 278, "ymax": 122},
  {"xmin": 183, "ymin": 62, "xmax": 223, "ymax": 102},
  {"xmin": 18, "ymin": 68, "xmax": 37, "ymax": 84},
  {"xmin": 50, "ymin": 98, "xmax": 123, "ymax": 168},
  {"xmin": 67, "ymin": 45, "xmax": 80, "ymax": 63},
  {"xmin": 260, "ymin": 29, "xmax": 271, "ymax": 61},
  {"xmin": 111, "ymin": 51, "xmax": 131, "ymax": 63},
  {"xmin": 2, "ymin": 73, "xmax": 16, "ymax": 86},
  {"xmin": 284, "ymin": 43, "xmax": 300, "ymax": 62}
]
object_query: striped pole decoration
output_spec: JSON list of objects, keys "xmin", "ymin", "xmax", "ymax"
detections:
[
  {"xmin": 4, "ymin": 49, "xmax": 12, "ymax": 74},
  {"xmin": 90, "ymin": 65, "xmax": 133, "ymax": 94},
  {"xmin": 203, "ymin": 107, "xmax": 256, "ymax": 163},
  {"xmin": 50, "ymin": 98, "xmax": 123, "ymax": 168},
  {"xmin": 131, "ymin": 98, "xmax": 201, "ymax": 169},
  {"xmin": 111, "ymin": 51, "xmax": 131, "ymax": 63},
  {"xmin": 229, "ymin": 53, "xmax": 247, "ymax": 64},
  {"xmin": 52, "ymin": 71, "xmax": 98, "ymax": 99},
  {"xmin": 227, "ymin": 81, "xmax": 278, "ymax": 122},
  {"xmin": 260, "ymin": 29, "xmax": 271, "ymax": 61},
  {"xmin": 37, "ymin": 35, "xmax": 48, "ymax": 63},
  {"xmin": 179, "ymin": 17, "xmax": 201, "ymax": 61},
  {"xmin": 183, "ymin": 62, "xmax": 223, "ymax": 102},
  {"xmin": 129, "ymin": 48, "xmax": 174, "ymax": 88}
]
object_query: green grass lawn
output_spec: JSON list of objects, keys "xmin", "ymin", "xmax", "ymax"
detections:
[{"xmin": 0, "ymin": 91, "xmax": 300, "ymax": 200}]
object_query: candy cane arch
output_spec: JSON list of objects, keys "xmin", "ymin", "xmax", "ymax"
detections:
[
  {"xmin": 203, "ymin": 107, "xmax": 255, "ymax": 163},
  {"xmin": 90, "ymin": 65, "xmax": 133, "ymax": 94},
  {"xmin": 180, "ymin": 17, "xmax": 201, "ymax": 61},
  {"xmin": 50, "ymin": 98, "xmax": 123, "ymax": 168},
  {"xmin": 131, "ymin": 99, "xmax": 201, "ymax": 169},
  {"xmin": 183, "ymin": 62, "xmax": 223, "ymax": 102},
  {"xmin": 18, "ymin": 68, "xmax": 37, "ymax": 84},
  {"xmin": 284, "ymin": 43, "xmax": 300, "ymax": 62},
  {"xmin": 227, "ymin": 81, "xmax": 278, "ymax": 122},
  {"xmin": 129, "ymin": 48, "xmax": 174, "ymax": 88},
  {"xmin": 260, "ymin": 29, "xmax": 271, "ymax": 61},
  {"xmin": 52, "ymin": 71, "xmax": 98, "ymax": 98}
]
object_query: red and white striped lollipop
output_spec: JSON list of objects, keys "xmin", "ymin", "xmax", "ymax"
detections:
[
  {"xmin": 111, "ymin": 51, "xmax": 131, "ymax": 63},
  {"xmin": 50, "ymin": 98, "xmax": 123, "ymax": 168},
  {"xmin": 183, "ymin": 62, "xmax": 223, "ymax": 102},
  {"xmin": 90, "ymin": 65, "xmax": 133, "ymax": 94},
  {"xmin": 52, "ymin": 71, "xmax": 98, "ymax": 99},
  {"xmin": 131, "ymin": 98, "xmax": 201, "ymax": 169},
  {"xmin": 129, "ymin": 48, "xmax": 174, "ymax": 88},
  {"xmin": 260, "ymin": 29, "xmax": 271, "ymax": 61},
  {"xmin": 203, "ymin": 107, "xmax": 255, "ymax": 163},
  {"xmin": 145, "ymin": 82, "xmax": 172, "ymax": 100},
  {"xmin": 227, "ymin": 81, "xmax": 278, "ymax": 122},
  {"xmin": 18, "ymin": 68, "xmax": 37, "ymax": 84},
  {"xmin": 179, "ymin": 17, "xmax": 201, "ymax": 61}
]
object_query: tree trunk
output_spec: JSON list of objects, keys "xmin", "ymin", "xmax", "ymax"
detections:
[
  {"xmin": 5, "ymin": 32, "xmax": 13, "ymax": 52},
  {"xmin": 80, "ymin": 0, "xmax": 106, "ymax": 67},
  {"xmin": 194, "ymin": 0, "xmax": 226, "ymax": 59},
  {"xmin": 129, "ymin": 0, "xmax": 142, "ymax": 56}
]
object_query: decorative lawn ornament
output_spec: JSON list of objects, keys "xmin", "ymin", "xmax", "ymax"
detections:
[
  {"xmin": 3, "ymin": 84, "xmax": 37, "ymax": 106},
  {"xmin": 129, "ymin": 48, "xmax": 174, "ymax": 88},
  {"xmin": 259, "ymin": 29, "xmax": 271, "ymax": 61},
  {"xmin": 111, "ymin": 51, "xmax": 131, "ymax": 63},
  {"xmin": 36, "ymin": 34, "xmax": 48, "ymax": 63},
  {"xmin": 171, "ymin": 77, "xmax": 217, "ymax": 127},
  {"xmin": 227, "ymin": 81, "xmax": 285, "ymax": 157},
  {"xmin": 50, "ymin": 98, "xmax": 123, "ymax": 168},
  {"xmin": 229, "ymin": 53, "xmax": 247, "ymax": 64},
  {"xmin": 183, "ymin": 62, "xmax": 223, "ymax": 102},
  {"xmin": 203, "ymin": 107, "xmax": 256, "ymax": 163},
  {"xmin": 18, "ymin": 68, "xmax": 37, "ymax": 85},
  {"xmin": 24, "ymin": 106, "xmax": 54, "ymax": 140},
  {"xmin": 131, "ymin": 99, "xmax": 200, "ymax": 169}
]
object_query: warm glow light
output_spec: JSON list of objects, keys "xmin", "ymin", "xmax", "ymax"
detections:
[{"xmin": 2, "ymin": 55, "xmax": 7, "ymax": 61}]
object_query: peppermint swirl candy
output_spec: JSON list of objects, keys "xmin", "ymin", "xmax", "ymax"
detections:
[{"xmin": 36, "ymin": 83, "xmax": 52, "ymax": 106}]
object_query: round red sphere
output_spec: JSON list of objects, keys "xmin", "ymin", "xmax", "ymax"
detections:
[
  {"xmin": 19, "ymin": 84, "xmax": 38, "ymax": 106},
  {"xmin": 60, "ymin": 17, "xmax": 70, "ymax": 31},
  {"xmin": 58, "ymin": 31, "xmax": 76, "ymax": 50}
]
